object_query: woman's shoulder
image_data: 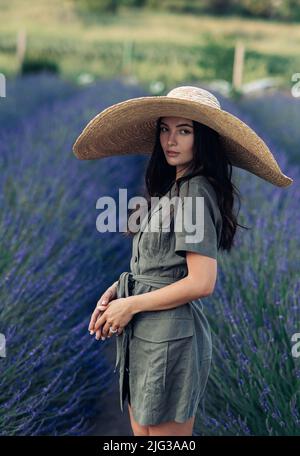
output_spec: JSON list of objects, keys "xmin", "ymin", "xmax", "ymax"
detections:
[
  {"xmin": 180, "ymin": 174, "xmax": 216, "ymax": 199},
  {"xmin": 180, "ymin": 174, "xmax": 221, "ymax": 220},
  {"xmin": 189, "ymin": 174, "xmax": 211, "ymax": 187}
]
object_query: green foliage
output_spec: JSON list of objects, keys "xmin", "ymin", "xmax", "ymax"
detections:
[
  {"xmin": 1, "ymin": 3, "xmax": 299, "ymax": 87},
  {"xmin": 198, "ymin": 38, "xmax": 235, "ymax": 82},
  {"xmin": 146, "ymin": 0, "xmax": 202, "ymax": 13},
  {"xmin": 141, "ymin": 0, "xmax": 300, "ymax": 21},
  {"xmin": 74, "ymin": 0, "xmax": 120, "ymax": 13},
  {"xmin": 266, "ymin": 55, "xmax": 291, "ymax": 75},
  {"xmin": 236, "ymin": 0, "xmax": 300, "ymax": 21},
  {"xmin": 8, "ymin": 34, "xmax": 300, "ymax": 88},
  {"xmin": 21, "ymin": 56, "xmax": 60, "ymax": 75},
  {"xmin": 121, "ymin": 0, "xmax": 147, "ymax": 6}
]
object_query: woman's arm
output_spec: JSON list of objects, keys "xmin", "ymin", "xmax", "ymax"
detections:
[
  {"xmin": 128, "ymin": 252, "xmax": 217, "ymax": 315},
  {"xmin": 93, "ymin": 254, "xmax": 217, "ymax": 338}
]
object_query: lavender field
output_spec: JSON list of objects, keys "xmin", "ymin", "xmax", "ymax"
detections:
[
  {"xmin": 0, "ymin": 74, "xmax": 299, "ymax": 436},
  {"xmin": 0, "ymin": 74, "xmax": 148, "ymax": 435}
]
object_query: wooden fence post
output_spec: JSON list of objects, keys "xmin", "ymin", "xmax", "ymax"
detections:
[
  {"xmin": 232, "ymin": 40, "xmax": 245, "ymax": 90},
  {"xmin": 16, "ymin": 29, "xmax": 27, "ymax": 74}
]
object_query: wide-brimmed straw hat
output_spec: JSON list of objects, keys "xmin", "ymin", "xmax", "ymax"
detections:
[{"xmin": 72, "ymin": 85, "xmax": 293, "ymax": 187}]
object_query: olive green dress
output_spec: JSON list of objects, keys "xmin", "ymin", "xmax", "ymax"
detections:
[{"xmin": 113, "ymin": 175, "xmax": 223, "ymax": 429}]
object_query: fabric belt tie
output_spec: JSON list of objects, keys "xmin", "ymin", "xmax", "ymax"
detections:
[
  {"xmin": 117, "ymin": 271, "xmax": 176, "ymax": 297},
  {"xmin": 113, "ymin": 271, "xmax": 176, "ymax": 374}
]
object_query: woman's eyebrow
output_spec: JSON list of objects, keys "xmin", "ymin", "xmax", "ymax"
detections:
[{"xmin": 160, "ymin": 121, "xmax": 193, "ymax": 128}]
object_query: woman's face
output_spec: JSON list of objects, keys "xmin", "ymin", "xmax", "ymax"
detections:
[{"xmin": 159, "ymin": 116, "xmax": 194, "ymax": 178}]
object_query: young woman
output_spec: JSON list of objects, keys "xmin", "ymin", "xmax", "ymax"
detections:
[{"xmin": 73, "ymin": 86, "xmax": 293, "ymax": 436}]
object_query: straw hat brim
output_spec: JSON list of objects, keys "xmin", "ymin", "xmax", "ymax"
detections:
[{"xmin": 72, "ymin": 96, "xmax": 293, "ymax": 187}]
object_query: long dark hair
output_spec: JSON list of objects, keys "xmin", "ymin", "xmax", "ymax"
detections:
[{"xmin": 123, "ymin": 117, "xmax": 249, "ymax": 252}]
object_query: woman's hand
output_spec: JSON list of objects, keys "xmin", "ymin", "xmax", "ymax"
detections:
[
  {"xmin": 88, "ymin": 281, "xmax": 119, "ymax": 339},
  {"xmin": 94, "ymin": 298, "xmax": 134, "ymax": 340}
]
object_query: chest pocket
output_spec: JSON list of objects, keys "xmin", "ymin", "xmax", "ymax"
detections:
[{"xmin": 139, "ymin": 205, "xmax": 173, "ymax": 259}]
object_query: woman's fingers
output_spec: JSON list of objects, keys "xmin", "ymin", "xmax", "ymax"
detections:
[
  {"xmin": 91, "ymin": 312, "xmax": 105, "ymax": 338},
  {"xmin": 101, "ymin": 324, "xmax": 123, "ymax": 340},
  {"xmin": 88, "ymin": 308, "xmax": 101, "ymax": 333},
  {"xmin": 93, "ymin": 301, "xmax": 111, "ymax": 334},
  {"xmin": 102, "ymin": 322, "xmax": 117, "ymax": 339},
  {"xmin": 97, "ymin": 286, "xmax": 116, "ymax": 308},
  {"xmin": 89, "ymin": 282, "xmax": 119, "ymax": 338},
  {"xmin": 94, "ymin": 321, "xmax": 123, "ymax": 341},
  {"xmin": 96, "ymin": 304, "xmax": 108, "ymax": 311},
  {"xmin": 95, "ymin": 326, "xmax": 103, "ymax": 340},
  {"xmin": 89, "ymin": 289, "xmax": 113, "ymax": 333}
]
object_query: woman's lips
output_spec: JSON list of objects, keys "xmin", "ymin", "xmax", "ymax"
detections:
[{"xmin": 166, "ymin": 151, "xmax": 180, "ymax": 157}]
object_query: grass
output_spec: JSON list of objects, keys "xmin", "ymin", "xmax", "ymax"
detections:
[
  {"xmin": 1, "ymin": 1, "xmax": 300, "ymax": 88},
  {"xmin": 1, "ymin": 1, "xmax": 300, "ymax": 54}
]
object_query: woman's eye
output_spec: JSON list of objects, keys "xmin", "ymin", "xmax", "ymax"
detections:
[{"xmin": 160, "ymin": 127, "xmax": 191, "ymax": 134}]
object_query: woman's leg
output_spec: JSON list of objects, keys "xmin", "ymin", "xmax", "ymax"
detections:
[
  {"xmin": 128, "ymin": 403, "xmax": 149, "ymax": 436},
  {"xmin": 148, "ymin": 416, "xmax": 195, "ymax": 436}
]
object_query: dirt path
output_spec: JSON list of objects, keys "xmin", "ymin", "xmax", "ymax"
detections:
[{"xmin": 88, "ymin": 338, "xmax": 133, "ymax": 436}]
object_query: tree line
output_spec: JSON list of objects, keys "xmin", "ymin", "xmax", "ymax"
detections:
[{"xmin": 74, "ymin": 0, "xmax": 300, "ymax": 21}]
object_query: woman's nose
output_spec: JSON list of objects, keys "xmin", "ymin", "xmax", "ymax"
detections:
[{"xmin": 168, "ymin": 132, "xmax": 177, "ymax": 145}]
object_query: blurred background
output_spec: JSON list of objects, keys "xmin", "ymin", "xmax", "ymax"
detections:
[
  {"xmin": 2, "ymin": 0, "xmax": 300, "ymax": 93},
  {"xmin": 0, "ymin": 0, "xmax": 299, "ymax": 437}
]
